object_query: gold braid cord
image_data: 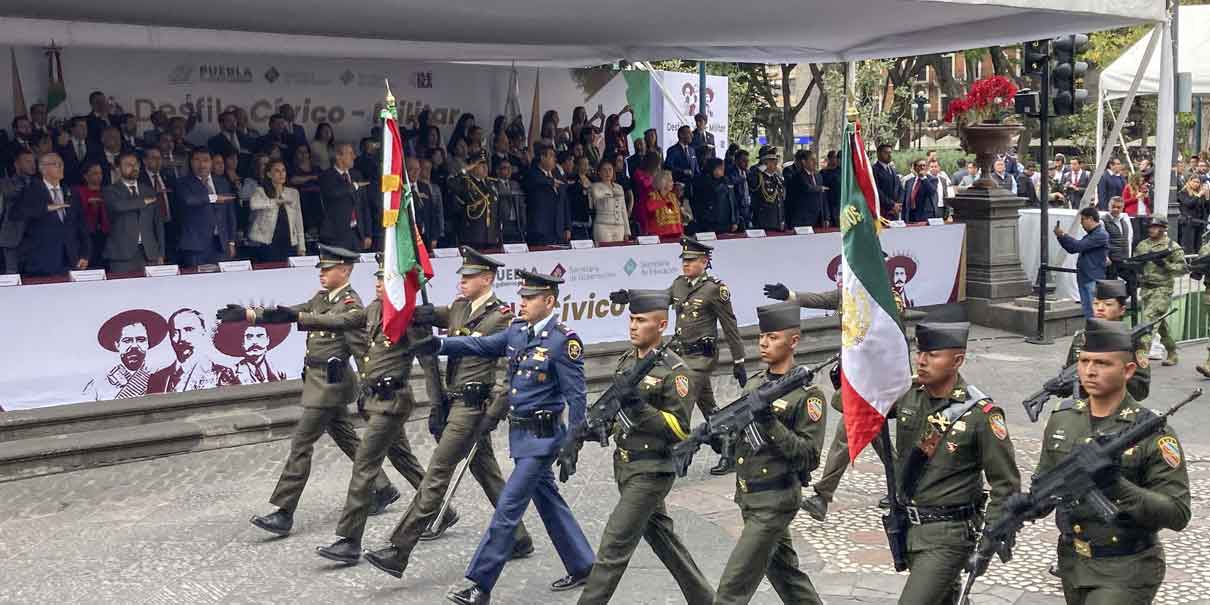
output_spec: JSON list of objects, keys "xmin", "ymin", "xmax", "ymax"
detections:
[
  {"xmin": 757, "ymin": 171, "xmax": 784, "ymax": 205},
  {"xmin": 462, "ymin": 176, "xmax": 495, "ymax": 227}
]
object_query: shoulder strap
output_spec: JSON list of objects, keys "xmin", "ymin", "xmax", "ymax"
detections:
[{"xmin": 940, "ymin": 385, "xmax": 990, "ymax": 424}]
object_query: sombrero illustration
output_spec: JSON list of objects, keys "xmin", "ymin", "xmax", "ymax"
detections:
[
  {"xmin": 97, "ymin": 309, "xmax": 169, "ymax": 352},
  {"xmin": 213, "ymin": 321, "xmax": 291, "ymax": 358}
]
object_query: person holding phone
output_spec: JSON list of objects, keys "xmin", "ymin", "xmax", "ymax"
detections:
[{"xmin": 1054, "ymin": 207, "xmax": 1110, "ymax": 318}]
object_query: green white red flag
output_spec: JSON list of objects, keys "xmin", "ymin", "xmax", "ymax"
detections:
[
  {"xmin": 838, "ymin": 120, "xmax": 911, "ymax": 462},
  {"xmin": 380, "ymin": 103, "xmax": 433, "ymax": 342}
]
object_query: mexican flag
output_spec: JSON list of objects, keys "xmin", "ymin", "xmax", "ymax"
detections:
[
  {"xmin": 45, "ymin": 44, "xmax": 66, "ymax": 116},
  {"xmin": 838, "ymin": 121, "xmax": 911, "ymax": 462},
  {"xmin": 380, "ymin": 113, "xmax": 433, "ymax": 342}
]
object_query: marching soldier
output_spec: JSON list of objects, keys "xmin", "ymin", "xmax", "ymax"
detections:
[
  {"xmin": 364, "ymin": 247, "xmax": 533, "ymax": 579},
  {"xmin": 614, "ymin": 237, "xmax": 747, "ymax": 476},
  {"xmin": 1133, "ymin": 216, "xmax": 1186, "ymax": 366},
  {"xmin": 314, "ymin": 257, "xmax": 428, "ymax": 564},
  {"xmin": 449, "ymin": 150, "xmax": 501, "ymax": 250},
  {"xmin": 577, "ymin": 289, "xmax": 715, "ymax": 605},
  {"xmin": 1064, "ymin": 279, "xmax": 1150, "ymax": 401},
  {"xmin": 715, "ymin": 302, "xmax": 825, "ymax": 605},
  {"xmin": 893, "ymin": 319, "xmax": 1020, "ymax": 604},
  {"xmin": 748, "ymin": 146, "xmax": 786, "ymax": 231},
  {"xmin": 223, "ymin": 245, "xmax": 400, "ymax": 537},
  {"xmin": 411, "ymin": 270, "xmax": 595, "ymax": 605},
  {"xmin": 1036, "ymin": 319, "xmax": 1190, "ymax": 604}
]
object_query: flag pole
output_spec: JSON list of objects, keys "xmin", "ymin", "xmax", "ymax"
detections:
[{"xmin": 386, "ymin": 79, "xmax": 430, "ymax": 307}]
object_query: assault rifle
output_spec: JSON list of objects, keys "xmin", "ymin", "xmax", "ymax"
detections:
[
  {"xmin": 671, "ymin": 355, "xmax": 839, "ymax": 477},
  {"xmin": 1021, "ymin": 307, "xmax": 1175, "ymax": 422},
  {"xmin": 1121, "ymin": 248, "xmax": 1176, "ymax": 268},
  {"xmin": 958, "ymin": 389, "xmax": 1201, "ymax": 604},
  {"xmin": 556, "ymin": 337, "xmax": 678, "ymax": 482},
  {"xmin": 1188, "ymin": 254, "xmax": 1210, "ymax": 276}
]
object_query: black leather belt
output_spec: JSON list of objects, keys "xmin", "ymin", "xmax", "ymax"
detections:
[
  {"xmin": 304, "ymin": 354, "xmax": 346, "ymax": 367},
  {"xmin": 904, "ymin": 503, "xmax": 977, "ymax": 525},
  {"xmin": 1062, "ymin": 533, "xmax": 1157, "ymax": 558},
  {"xmin": 508, "ymin": 410, "xmax": 559, "ymax": 437},
  {"xmin": 364, "ymin": 376, "xmax": 403, "ymax": 399},
  {"xmin": 616, "ymin": 447, "xmax": 669, "ymax": 463},
  {"xmin": 676, "ymin": 337, "xmax": 717, "ymax": 358},
  {"xmin": 451, "ymin": 382, "xmax": 490, "ymax": 408},
  {"xmin": 738, "ymin": 474, "xmax": 796, "ymax": 494}
]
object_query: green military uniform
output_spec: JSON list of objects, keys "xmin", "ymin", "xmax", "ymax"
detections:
[
  {"xmin": 1191, "ymin": 239, "xmax": 1210, "ymax": 376},
  {"xmin": 894, "ymin": 321, "xmax": 1020, "ymax": 605},
  {"xmin": 579, "ymin": 290, "xmax": 714, "ymax": 605},
  {"xmin": 1039, "ymin": 320, "xmax": 1191, "ymax": 604},
  {"xmin": 715, "ymin": 302, "xmax": 825, "ymax": 605},
  {"xmin": 1064, "ymin": 279, "xmax": 1150, "ymax": 402},
  {"xmin": 448, "ymin": 151, "xmax": 501, "ymax": 250},
  {"xmin": 1132, "ymin": 222, "xmax": 1187, "ymax": 361}
]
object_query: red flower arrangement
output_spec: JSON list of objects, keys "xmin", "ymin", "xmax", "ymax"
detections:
[{"xmin": 943, "ymin": 75, "xmax": 1018, "ymax": 126}]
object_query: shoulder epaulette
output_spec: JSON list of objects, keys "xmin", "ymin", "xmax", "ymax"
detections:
[
  {"xmin": 662, "ymin": 349, "xmax": 686, "ymax": 370},
  {"xmin": 1056, "ymin": 398, "xmax": 1078, "ymax": 412},
  {"xmin": 510, "ymin": 317, "xmax": 527, "ymax": 324}
]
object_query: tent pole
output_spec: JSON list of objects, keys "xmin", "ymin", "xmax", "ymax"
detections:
[
  {"xmin": 1153, "ymin": 13, "xmax": 1176, "ymax": 219},
  {"xmin": 1104, "ymin": 100, "xmax": 1137, "ymax": 173}
]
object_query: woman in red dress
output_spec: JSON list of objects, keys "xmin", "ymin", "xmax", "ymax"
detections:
[
  {"xmin": 645, "ymin": 170, "xmax": 685, "ymax": 238},
  {"xmin": 74, "ymin": 160, "xmax": 109, "ymax": 268},
  {"xmin": 1122, "ymin": 172, "xmax": 1149, "ymax": 216}
]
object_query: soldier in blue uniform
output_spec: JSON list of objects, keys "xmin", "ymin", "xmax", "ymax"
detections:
[{"xmin": 412, "ymin": 270, "xmax": 595, "ymax": 605}]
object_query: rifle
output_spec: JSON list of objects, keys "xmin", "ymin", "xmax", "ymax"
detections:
[
  {"xmin": 670, "ymin": 355, "xmax": 839, "ymax": 477},
  {"xmin": 1121, "ymin": 248, "xmax": 1175, "ymax": 268},
  {"xmin": 1188, "ymin": 254, "xmax": 1210, "ymax": 276},
  {"xmin": 556, "ymin": 336, "xmax": 678, "ymax": 482},
  {"xmin": 430, "ymin": 412, "xmax": 499, "ymax": 534},
  {"xmin": 958, "ymin": 388, "xmax": 1201, "ymax": 604},
  {"xmin": 1021, "ymin": 307, "xmax": 1176, "ymax": 422}
]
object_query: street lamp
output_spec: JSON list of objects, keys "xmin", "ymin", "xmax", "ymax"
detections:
[{"xmin": 914, "ymin": 93, "xmax": 929, "ymax": 150}]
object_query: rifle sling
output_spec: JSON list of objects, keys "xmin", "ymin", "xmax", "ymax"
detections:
[{"xmin": 902, "ymin": 386, "xmax": 991, "ymax": 499}]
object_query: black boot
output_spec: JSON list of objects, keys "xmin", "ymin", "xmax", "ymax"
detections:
[
  {"xmin": 800, "ymin": 494, "xmax": 828, "ymax": 521},
  {"xmin": 708, "ymin": 456, "xmax": 735, "ymax": 476},
  {"xmin": 419, "ymin": 507, "xmax": 460, "ymax": 542},
  {"xmin": 250, "ymin": 509, "xmax": 293, "ymax": 537},
  {"xmin": 364, "ymin": 545, "xmax": 407, "ymax": 578},
  {"xmin": 315, "ymin": 537, "xmax": 361, "ymax": 564},
  {"xmin": 509, "ymin": 537, "xmax": 535, "ymax": 560},
  {"xmin": 447, "ymin": 584, "xmax": 490, "ymax": 605},
  {"xmin": 369, "ymin": 484, "xmax": 401, "ymax": 516},
  {"xmin": 550, "ymin": 570, "xmax": 590, "ymax": 592}
]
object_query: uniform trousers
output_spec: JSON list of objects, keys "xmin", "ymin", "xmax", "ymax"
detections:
[
  {"xmin": 1057, "ymin": 544, "xmax": 1164, "ymax": 605},
  {"xmin": 813, "ymin": 419, "xmax": 895, "ymax": 502},
  {"xmin": 716, "ymin": 504, "xmax": 821, "ymax": 605},
  {"xmin": 899, "ymin": 521, "xmax": 973, "ymax": 605},
  {"xmin": 270, "ymin": 406, "xmax": 391, "ymax": 512},
  {"xmin": 334, "ymin": 411, "xmax": 426, "ymax": 540}
]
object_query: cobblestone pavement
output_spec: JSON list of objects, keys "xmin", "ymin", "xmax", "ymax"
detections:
[{"xmin": 3, "ymin": 332, "xmax": 1210, "ymax": 604}]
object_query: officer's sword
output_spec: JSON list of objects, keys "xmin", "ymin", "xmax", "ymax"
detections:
[{"xmin": 428, "ymin": 441, "xmax": 478, "ymax": 535}]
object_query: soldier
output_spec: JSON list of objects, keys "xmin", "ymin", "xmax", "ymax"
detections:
[
  {"xmin": 715, "ymin": 302, "xmax": 826, "ymax": 604},
  {"xmin": 1132, "ymin": 215, "xmax": 1187, "ymax": 366},
  {"xmin": 613, "ymin": 237, "xmax": 747, "ymax": 475},
  {"xmin": 577, "ymin": 289, "xmax": 715, "ymax": 605},
  {"xmin": 448, "ymin": 150, "xmax": 501, "ymax": 250},
  {"xmin": 411, "ymin": 270, "xmax": 594, "ymax": 605},
  {"xmin": 313, "ymin": 257, "xmax": 429, "ymax": 564},
  {"xmin": 226, "ymin": 245, "xmax": 399, "ymax": 537},
  {"xmin": 364, "ymin": 247, "xmax": 533, "ymax": 579},
  {"xmin": 1064, "ymin": 279, "xmax": 1150, "ymax": 401},
  {"xmin": 1035, "ymin": 319, "xmax": 1190, "ymax": 603},
  {"xmin": 1189, "ymin": 238, "xmax": 1210, "ymax": 377},
  {"xmin": 893, "ymin": 319, "xmax": 1020, "ymax": 604},
  {"xmin": 748, "ymin": 146, "xmax": 786, "ymax": 231}
]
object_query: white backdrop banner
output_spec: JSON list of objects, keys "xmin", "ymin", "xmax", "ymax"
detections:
[{"xmin": 0, "ymin": 225, "xmax": 963, "ymax": 410}]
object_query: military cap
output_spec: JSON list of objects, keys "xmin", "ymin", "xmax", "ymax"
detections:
[
  {"xmin": 457, "ymin": 246, "xmax": 504, "ymax": 276},
  {"xmin": 374, "ymin": 252, "xmax": 384, "ymax": 278},
  {"xmin": 626, "ymin": 289, "xmax": 672, "ymax": 314},
  {"xmin": 1082, "ymin": 319, "xmax": 1133, "ymax": 352},
  {"xmin": 759, "ymin": 145, "xmax": 779, "ymax": 162},
  {"xmin": 1148, "ymin": 215, "xmax": 1169, "ymax": 227},
  {"xmin": 915, "ymin": 321, "xmax": 970, "ymax": 351},
  {"xmin": 316, "ymin": 244, "xmax": 360, "ymax": 268},
  {"xmin": 679, "ymin": 236, "xmax": 714, "ymax": 259},
  {"xmin": 1094, "ymin": 279, "xmax": 1128, "ymax": 300},
  {"xmin": 516, "ymin": 269, "xmax": 563, "ymax": 296},
  {"xmin": 757, "ymin": 302, "xmax": 801, "ymax": 333}
]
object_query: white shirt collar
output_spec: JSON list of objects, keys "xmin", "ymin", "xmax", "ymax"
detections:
[
  {"xmin": 327, "ymin": 282, "xmax": 352, "ymax": 302},
  {"xmin": 470, "ymin": 290, "xmax": 495, "ymax": 314},
  {"xmin": 44, "ymin": 180, "xmax": 60, "ymax": 191},
  {"xmin": 529, "ymin": 312, "xmax": 555, "ymax": 333}
]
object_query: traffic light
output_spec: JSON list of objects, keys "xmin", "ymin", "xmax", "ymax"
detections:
[
  {"xmin": 1022, "ymin": 39, "xmax": 1049, "ymax": 80},
  {"xmin": 1052, "ymin": 34, "xmax": 1088, "ymax": 116}
]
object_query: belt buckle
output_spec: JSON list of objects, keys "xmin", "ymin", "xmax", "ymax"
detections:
[
  {"xmin": 906, "ymin": 506, "xmax": 922, "ymax": 525},
  {"xmin": 1073, "ymin": 538, "xmax": 1092, "ymax": 558},
  {"xmin": 618, "ymin": 449, "xmax": 630, "ymax": 463},
  {"xmin": 738, "ymin": 479, "xmax": 748, "ymax": 493}
]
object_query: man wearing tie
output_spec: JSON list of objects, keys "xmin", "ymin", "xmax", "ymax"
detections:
[
  {"xmin": 91, "ymin": 127, "xmax": 125, "ymax": 186},
  {"xmin": 665, "ymin": 125, "xmax": 699, "ymax": 190},
  {"xmin": 901, "ymin": 159, "xmax": 939, "ymax": 223},
  {"xmin": 175, "ymin": 148, "xmax": 236, "ymax": 267},
  {"xmin": 15, "ymin": 152, "xmax": 90, "ymax": 275},
  {"xmin": 1063, "ymin": 157, "xmax": 1091, "ymax": 208},
  {"xmin": 139, "ymin": 148, "xmax": 176, "ymax": 259},
  {"xmin": 522, "ymin": 145, "xmax": 570, "ymax": 246},
  {"xmin": 872, "ymin": 144, "xmax": 903, "ymax": 219},
  {"xmin": 57, "ymin": 117, "xmax": 96, "ymax": 187},
  {"xmin": 207, "ymin": 111, "xmax": 244, "ymax": 157},
  {"xmin": 691, "ymin": 113, "xmax": 716, "ymax": 169},
  {"xmin": 103, "ymin": 151, "xmax": 165, "ymax": 273},
  {"xmin": 319, "ymin": 143, "xmax": 372, "ymax": 251}
]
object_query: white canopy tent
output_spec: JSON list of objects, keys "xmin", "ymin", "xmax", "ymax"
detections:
[
  {"xmin": 0, "ymin": 0, "xmax": 1164, "ymax": 65},
  {"xmin": 1099, "ymin": 6, "xmax": 1210, "ymax": 101}
]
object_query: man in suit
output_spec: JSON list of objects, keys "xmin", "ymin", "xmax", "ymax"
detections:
[
  {"xmin": 156, "ymin": 131, "xmax": 188, "ymax": 181},
  {"xmin": 140, "ymin": 148, "xmax": 177, "ymax": 262},
  {"xmin": 57, "ymin": 117, "xmax": 96, "ymax": 187},
  {"xmin": 1097, "ymin": 158, "xmax": 1127, "ymax": 210},
  {"xmin": 319, "ymin": 143, "xmax": 372, "ymax": 251},
  {"xmin": 1063, "ymin": 157, "xmax": 1091, "ymax": 208},
  {"xmin": 872, "ymin": 143, "xmax": 903, "ymax": 219},
  {"xmin": 1103, "ymin": 196, "xmax": 1133, "ymax": 285},
  {"xmin": 147, "ymin": 308, "xmax": 237, "ymax": 393},
  {"xmin": 690, "ymin": 113, "xmax": 716, "ymax": 169},
  {"xmin": 86, "ymin": 91, "xmax": 114, "ymax": 145},
  {"xmin": 103, "ymin": 151, "xmax": 165, "ymax": 273},
  {"xmin": 1, "ymin": 149, "xmax": 37, "ymax": 273},
  {"xmin": 175, "ymin": 148, "xmax": 237, "ymax": 267},
  {"xmin": 1055, "ymin": 206, "xmax": 1110, "ymax": 318},
  {"xmin": 664, "ymin": 125, "xmax": 699, "ymax": 189},
  {"xmin": 90, "ymin": 127, "xmax": 125, "ymax": 186},
  {"xmin": 989, "ymin": 158, "xmax": 1018, "ymax": 194},
  {"xmin": 117, "ymin": 114, "xmax": 142, "ymax": 152},
  {"xmin": 784, "ymin": 149, "xmax": 826, "ymax": 227},
  {"xmin": 1017, "ymin": 162, "xmax": 1040, "ymax": 207},
  {"xmin": 522, "ymin": 144, "xmax": 569, "ymax": 246},
  {"xmin": 626, "ymin": 138, "xmax": 646, "ymax": 181},
  {"xmin": 207, "ymin": 111, "xmax": 244, "ymax": 157},
  {"xmin": 901, "ymin": 158, "xmax": 939, "ymax": 223},
  {"xmin": 142, "ymin": 110, "xmax": 168, "ymax": 149},
  {"xmin": 259, "ymin": 114, "xmax": 296, "ymax": 156},
  {"xmin": 278, "ymin": 103, "xmax": 309, "ymax": 149},
  {"xmin": 28, "ymin": 103, "xmax": 53, "ymax": 142},
  {"xmin": 16, "ymin": 152, "xmax": 90, "ymax": 275},
  {"xmin": 820, "ymin": 151, "xmax": 842, "ymax": 227}
]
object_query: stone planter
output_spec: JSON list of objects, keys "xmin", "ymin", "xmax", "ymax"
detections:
[{"xmin": 960, "ymin": 122, "xmax": 1023, "ymax": 189}]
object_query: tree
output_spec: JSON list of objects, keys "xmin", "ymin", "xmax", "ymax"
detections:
[{"xmin": 733, "ymin": 63, "xmax": 832, "ymax": 157}]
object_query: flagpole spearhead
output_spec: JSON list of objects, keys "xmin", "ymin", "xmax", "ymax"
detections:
[{"xmin": 382, "ymin": 79, "xmax": 397, "ymax": 121}]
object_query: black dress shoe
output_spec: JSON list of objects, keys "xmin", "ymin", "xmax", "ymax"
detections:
[
  {"xmin": 878, "ymin": 495, "xmax": 891, "ymax": 509},
  {"xmin": 708, "ymin": 457, "xmax": 735, "ymax": 476},
  {"xmin": 250, "ymin": 509, "xmax": 293, "ymax": 537},
  {"xmin": 316, "ymin": 537, "xmax": 361, "ymax": 564},
  {"xmin": 447, "ymin": 584, "xmax": 490, "ymax": 605},
  {"xmin": 369, "ymin": 485, "xmax": 401, "ymax": 516},
  {"xmin": 550, "ymin": 570, "xmax": 590, "ymax": 592},
  {"xmin": 800, "ymin": 494, "xmax": 828, "ymax": 521},
  {"xmin": 419, "ymin": 508, "xmax": 460, "ymax": 541},
  {"xmin": 364, "ymin": 546, "xmax": 407, "ymax": 578},
  {"xmin": 509, "ymin": 538, "xmax": 535, "ymax": 560}
]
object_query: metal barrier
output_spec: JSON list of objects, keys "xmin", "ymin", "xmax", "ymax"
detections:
[{"xmin": 1172, "ymin": 256, "xmax": 1208, "ymax": 344}]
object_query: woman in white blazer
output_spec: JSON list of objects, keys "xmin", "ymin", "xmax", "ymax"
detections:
[
  {"xmin": 589, "ymin": 159, "xmax": 631, "ymax": 244},
  {"xmin": 249, "ymin": 159, "xmax": 306, "ymax": 262}
]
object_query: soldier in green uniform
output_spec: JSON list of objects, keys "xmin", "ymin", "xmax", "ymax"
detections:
[
  {"xmin": 611, "ymin": 237, "xmax": 747, "ymax": 475},
  {"xmin": 1064, "ymin": 279, "xmax": 1150, "ymax": 401},
  {"xmin": 448, "ymin": 150, "xmax": 501, "ymax": 250},
  {"xmin": 1132, "ymin": 215, "xmax": 1187, "ymax": 366},
  {"xmin": 364, "ymin": 247, "xmax": 533, "ymax": 579},
  {"xmin": 314, "ymin": 257, "xmax": 428, "ymax": 563},
  {"xmin": 1036, "ymin": 319, "xmax": 1190, "ymax": 604},
  {"xmin": 1188, "ymin": 239, "xmax": 1210, "ymax": 377},
  {"xmin": 714, "ymin": 302, "xmax": 825, "ymax": 605},
  {"xmin": 227, "ymin": 245, "xmax": 399, "ymax": 537},
  {"xmin": 893, "ymin": 320, "xmax": 1021, "ymax": 605},
  {"xmin": 577, "ymin": 289, "xmax": 714, "ymax": 605}
]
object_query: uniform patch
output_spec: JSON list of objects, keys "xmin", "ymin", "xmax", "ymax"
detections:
[
  {"xmin": 772, "ymin": 398, "xmax": 789, "ymax": 413},
  {"xmin": 675, "ymin": 375, "xmax": 690, "ymax": 398},
  {"xmin": 989, "ymin": 413, "xmax": 1008, "ymax": 440},
  {"xmin": 806, "ymin": 397, "xmax": 824, "ymax": 422},
  {"xmin": 1157, "ymin": 435, "xmax": 1182, "ymax": 468},
  {"xmin": 981, "ymin": 402, "xmax": 994, "ymax": 414},
  {"xmin": 719, "ymin": 285, "xmax": 730, "ymax": 302},
  {"xmin": 567, "ymin": 339, "xmax": 583, "ymax": 360},
  {"xmin": 946, "ymin": 441, "xmax": 959, "ymax": 453},
  {"xmin": 344, "ymin": 298, "xmax": 355, "ymax": 304}
]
